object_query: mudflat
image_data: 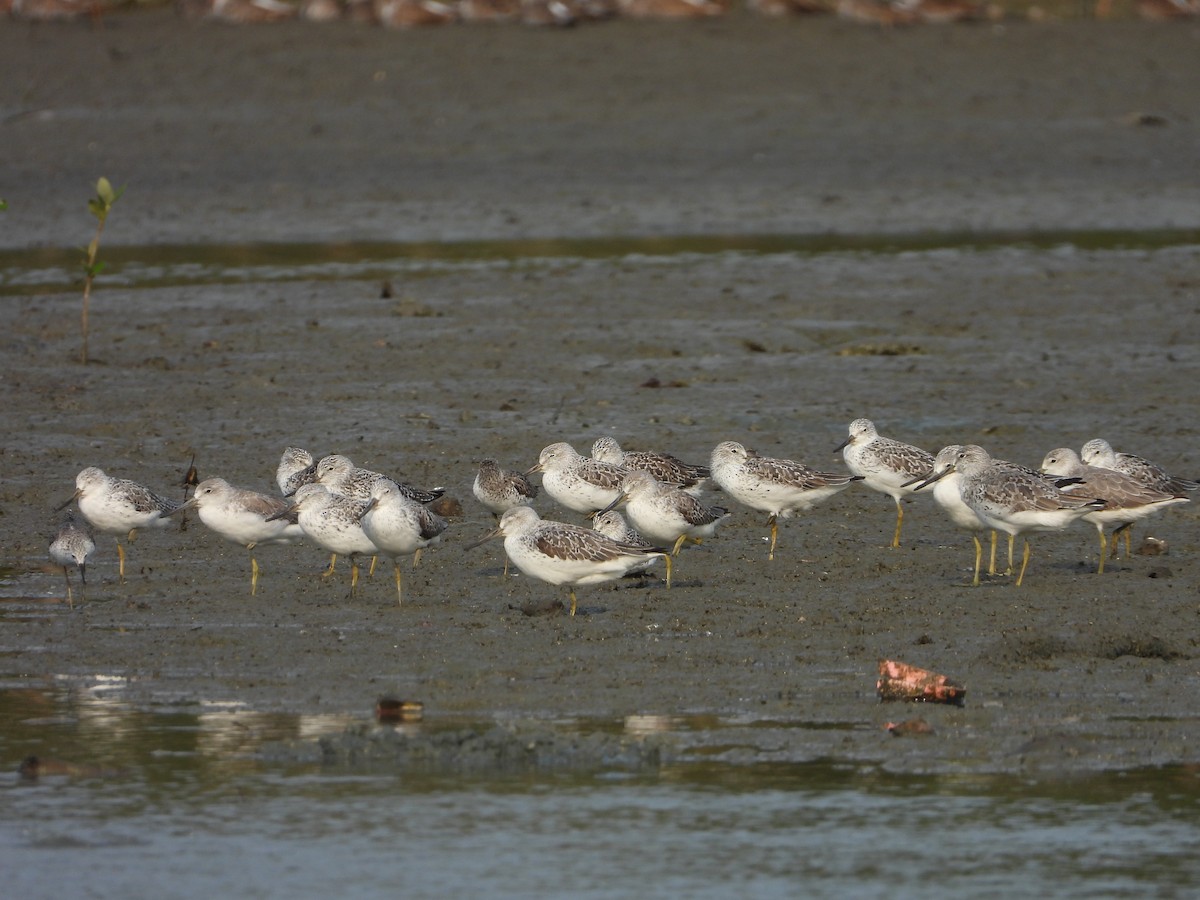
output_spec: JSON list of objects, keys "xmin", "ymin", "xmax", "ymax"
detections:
[{"xmin": 2, "ymin": 10, "xmax": 1198, "ymax": 774}]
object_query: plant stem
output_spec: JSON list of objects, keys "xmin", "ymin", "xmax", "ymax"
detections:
[{"xmin": 81, "ymin": 216, "xmax": 107, "ymax": 366}]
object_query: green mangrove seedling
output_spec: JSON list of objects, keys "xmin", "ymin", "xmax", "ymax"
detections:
[{"xmin": 80, "ymin": 177, "xmax": 123, "ymax": 365}]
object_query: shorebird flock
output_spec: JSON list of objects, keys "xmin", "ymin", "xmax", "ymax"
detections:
[{"xmin": 49, "ymin": 424, "xmax": 1196, "ymax": 612}]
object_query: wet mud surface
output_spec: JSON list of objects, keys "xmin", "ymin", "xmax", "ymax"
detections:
[{"xmin": 2, "ymin": 11, "xmax": 1199, "ymax": 776}]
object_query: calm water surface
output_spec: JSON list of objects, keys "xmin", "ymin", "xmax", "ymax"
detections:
[{"xmin": 1, "ymin": 678, "xmax": 1197, "ymax": 899}]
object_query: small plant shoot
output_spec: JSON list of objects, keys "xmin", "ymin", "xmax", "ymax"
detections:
[{"xmin": 80, "ymin": 177, "xmax": 124, "ymax": 365}]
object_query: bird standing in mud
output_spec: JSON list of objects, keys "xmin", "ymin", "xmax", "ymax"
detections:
[
  {"xmin": 917, "ymin": 445, "xmax": 1104, "ymax": 587},
  {"xmin": 49, "ymin": 514, "xmax": 95, "ymax": 608},
  {"xmin": 1080, "ymin": 437, "xmax": 1198, "ymax": 557},
  {"xmin": 911, "ymin": 444, "xmax": 994, "ymax": 586},
  {"xmin": 270, "ymin": 484, "xmax": 378, "ymax": 598},
  {"xmin": 597, "ymin": 470, "xmax": 728, "ymax": 562},
  {"xmin": 1079, "ymin": 438, "xmax": 1199, "ymax": 496},
  {"xmin": 1040, "ymin": 447, "xmax": 1188, "ymax": 574},
  {"xmin": 835, "ymin": 418, "xmax": 934, "ymax": 549},
  {"xmin": 710, "ymin": 440, "xmax": 861, "ymax": 561},
  {"xmin": 302, "ymin": 453, "xmax": 443, "ymax": 576},
  {"xmin": 591, "ymin": 509, "xmax": 661, "ymax": 575},
  {"xmin": 467, "ymin": 506, "xmax": 669, "ymax": 616},
  {"xmin": 59, "ymin": 467, "xmax": 181, "ymax": 582},
  {"xmin": 360, "ymin": 480, "xmax": 448, "ymax": 606},
  {"xmin": 167, "ymin": 476, "xmax": 305, "ymax": 595}
]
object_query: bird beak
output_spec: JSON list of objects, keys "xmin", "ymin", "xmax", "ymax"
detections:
[
  {"xmin": 54, "ymin": 489, "xmax": 81, "ymax": 513},
  {"xmin": 162, "ymin": 497, "xmax": 197, "ymax": 517},
  {"xmin": 264, "ymin": 505, "xmax": 294, "ymax": 523},
  {"xmin": 833, "ymin": 436, "xmax": 852, "ymax": 454},
  {"xmin": 900, "ymin": 470, "xmax": 932, "ymax": 489},
  {"xmin": 523, "ymin": 462, "xmax": 544, "ymax": 477},
  {"xmin": 465, "ymin": 526, "xmax": 502, "ymax": 551},
  {"xmin": 911, "ymin": 467, "xmax": 952, "ymax": 492},
  {"xmin": 593, "ymin": 492, "xmax": 627, "ymax": 519}
]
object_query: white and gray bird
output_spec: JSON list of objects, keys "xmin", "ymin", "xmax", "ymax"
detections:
[
  {"xmin": 1080, "ymin": 438, "xmax": 1198, "ymax": 496},
  {"xmin": 270, "ymin": 483, "xmax": 378, "ymax": 597},
  {"xmin": 467, "ymin": 506, "xmax": 669, "ymax": 615},
  {"xmin": 591, "ymin": 509, "xmax": 661, "ymax": 575},
  {"xmin": 918, "ymin": 445, "xmax": 1104, "ymax": 587},
  {"xmin": 914, "ymin": 444, "xmax": 994, "ymax": 586},
  {"xmin": 472, "ymin": 457, "xmax": 538, "ymax": 576},
  {"xmin": 835, "ymin": 418, "xmax": 934, "ymax": 548},
  {"xmin": 311, "ymin": 454, "xmax": 444, "ymax": 505},
  {"xmin": 1080, "ymin": 438, "xmax": 1197, "ymax": 557},
  {"xmin": 472, "ymin": 458, "xmax": 538, "ymax": 516},
  {"xmin": 1041, "ymin": 447, "xmax": 1188, "ymax": 574},
  {"xmin": 710, "ymin": 441, "xmax": 862, "ymax": 561},
  {"xmin": 169, "ymin": 476, "xmax": 304, "ymax": 595},
  {"xmin": 276, "ymin": 446, "xmax": 317, "ymax": 496},
  {"xmin": 910, "ymin": 447, "xmax": 1079, "ymax": 581},
  {"xmin": 598, "ymin": 470, "xmax": 729, "ymax": 562},
  {"xmin": 49, "ymin": 514, "xmax": 96, "ymax": 608},
  {"xmin": 526, "ymin": 442, "xmax": 626, "ymax": 516},
  {"xmin": 58, "ymin": 466, "xmax": 180, "ymax": 582},
  {"xmin": 591, "ymin": 436, "xmax": 710, "ymax": 495},
  {"xmin": 360, "ymin": 480, "xmax": 449, "ymax": 605}
]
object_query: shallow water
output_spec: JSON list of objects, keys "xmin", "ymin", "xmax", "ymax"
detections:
[
  {"xmin": 3, "ymin": 228, "xmax": 1199, "ymax": 296},
  {"xmin": 2, "ymin": 679, "xmax": 1198, "ymax": 899}
]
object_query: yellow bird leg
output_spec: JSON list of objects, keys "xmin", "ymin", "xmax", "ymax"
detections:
[
  {"xmin": 1110, "ymin": 523, "xmax": 1132, "ymax": 559},
  {"xmin": 971, "ymin": 535, "xmax": 982, "ymax": 587},
  {"xmin": 1015, "ymin": 539, "xmax": 1032, "ymax": 587}
]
